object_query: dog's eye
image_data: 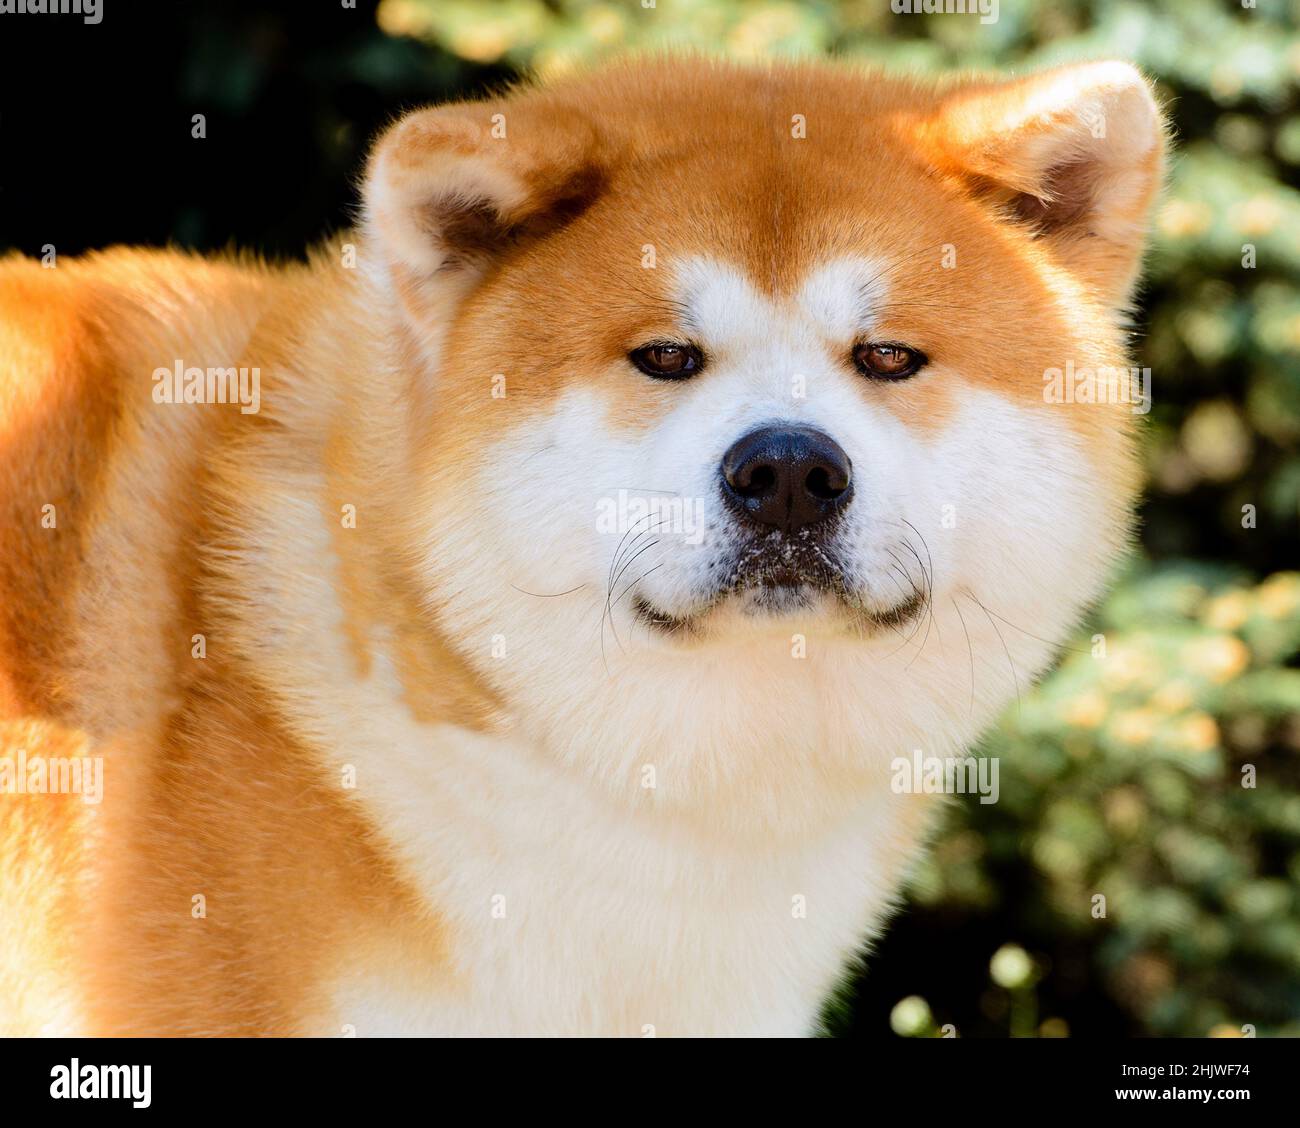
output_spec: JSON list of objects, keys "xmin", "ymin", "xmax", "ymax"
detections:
[
  {"xmin": 853, "ymin": 342, "xmax": 926, "ymax": 380},
  {"xmin": 630, "ymin": 342, "xmax": 703, "ymax": 380}
]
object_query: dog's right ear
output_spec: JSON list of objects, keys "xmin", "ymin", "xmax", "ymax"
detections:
[
  {"xmin": 362, "ymin": 100, "xmax": 603, "ymax": 296},
  {"xmin": 922, "ymin": 62, "xmax": 1166, "ymax": 310}
]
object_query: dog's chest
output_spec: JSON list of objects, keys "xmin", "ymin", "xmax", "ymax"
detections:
[
  {"xmin": 327, "ymin": 817, "xmax": 898, "ymax": 1037},
  {"xmin": 319, "ymin": 719, "xmax": 923, "ymax": 1037}
]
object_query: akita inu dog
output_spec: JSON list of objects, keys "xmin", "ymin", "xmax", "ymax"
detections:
[{"xmin": 0, "ymin": 57, "xmax": 1165, "ymax": 1036}]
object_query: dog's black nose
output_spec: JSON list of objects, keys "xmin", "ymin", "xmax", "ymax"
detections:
[{"xmin": 720, "ymin": 425, "xmax": 853, "ymax": 533}]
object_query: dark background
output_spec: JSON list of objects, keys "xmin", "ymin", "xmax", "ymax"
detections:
[{"xmin": 0, "ymin": 1, "xmax": 507, "ymax": 258}]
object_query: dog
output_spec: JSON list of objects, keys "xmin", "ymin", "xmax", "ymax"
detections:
[{"xmin": 0, "ymin": 56, "xmax": 1165, "ymax": 1035}]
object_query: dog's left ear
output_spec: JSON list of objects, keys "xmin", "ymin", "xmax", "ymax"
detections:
[
  {"xmin": 924, "ymin": 61, "xmax": 1167, "ymax": 307},
  {"xmin": 362, "ymin": 98, "xmax": 603, "ymax": 327}
]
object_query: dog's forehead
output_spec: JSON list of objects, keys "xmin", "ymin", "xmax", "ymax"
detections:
[{"xmin": 669, "ymin": 256, "xmax": 891, "ymax": 345}]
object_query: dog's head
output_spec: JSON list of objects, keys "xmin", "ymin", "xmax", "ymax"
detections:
[{"xmin": 359, "ymin": 59, "xmax": 1164, "ymax": 805}]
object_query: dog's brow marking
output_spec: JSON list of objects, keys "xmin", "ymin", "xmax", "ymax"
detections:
[
  {"xmin": 672, "ymin": 258, "xmax": 774, "ymax": 345},
  {"xmin": 671, "ymin": 257, "xmax": 890, "ymax": 349},
  {"xmin": 796, "ymin": 258, "xmax": 891, "ymax": 340}
]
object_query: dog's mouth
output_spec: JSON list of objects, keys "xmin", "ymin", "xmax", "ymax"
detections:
[{"xmin": 632, "ymin": 535, "xmax": 927, "ymax": 636}]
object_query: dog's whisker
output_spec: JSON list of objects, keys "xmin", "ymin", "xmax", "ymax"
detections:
[
  {"xmin": 962, "ymin": 589, "xmax": 1021, "ymax": 716},
  {"xmin": 878, "ymin": 550, "xmax": 927, "ymax": 660},
  {"xmin": 898, "ymin": 522, "xmax": 941, "ymax": 654},
  {"xmin": 600, "ymin": 518, "xmax": 663, "ymax": 643},
  {"xmin": 605, "ymin": 509, "xmax": 664, "ymax": 595},
  {"xmin": 609, "ymin": 562, "xmax": 665, "ymax": 616},
  {"xmin": 962, "ymin": 595, "xmax": 1094, "ymax": 656},
  {"xmin": 511, "ymin": 582, "xmax": 591, "ymax": 599},
  {"xmin": 606, "ymin": 537, "xmax": 663, "ymax": 639},
  {"xmin": 600, "ymin": 516, "xmax": 673, "ymax": 659},
  {"xmin": 885, "ymin": 543, "xmax": 935, "ymax": 668},
  {"xmin": 950, "ymin": 595, "xmax": 976, "ymax": 718}
]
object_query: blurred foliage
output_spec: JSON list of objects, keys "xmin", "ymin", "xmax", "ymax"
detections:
[
  {"xmin": 387, "ymin": 0, "xmax": 1300, "ymax": 1037},
  {"xmin": 873, "ymin": 567, "xmax": 1300, "ymax": 1038}
]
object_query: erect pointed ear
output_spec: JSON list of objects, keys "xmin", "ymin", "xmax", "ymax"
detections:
[
  {"xmin": 923, "ymin": 61, "xmax": 1167, "ymax": 307},
  {"xmin": 362, "ymin": 98, "xmax": 604, "ymax": 314}
]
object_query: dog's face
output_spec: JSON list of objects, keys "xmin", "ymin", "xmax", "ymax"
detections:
[{"xmin": 361, "ymin": 60, "xmax": 1163, "ymax": 808}]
